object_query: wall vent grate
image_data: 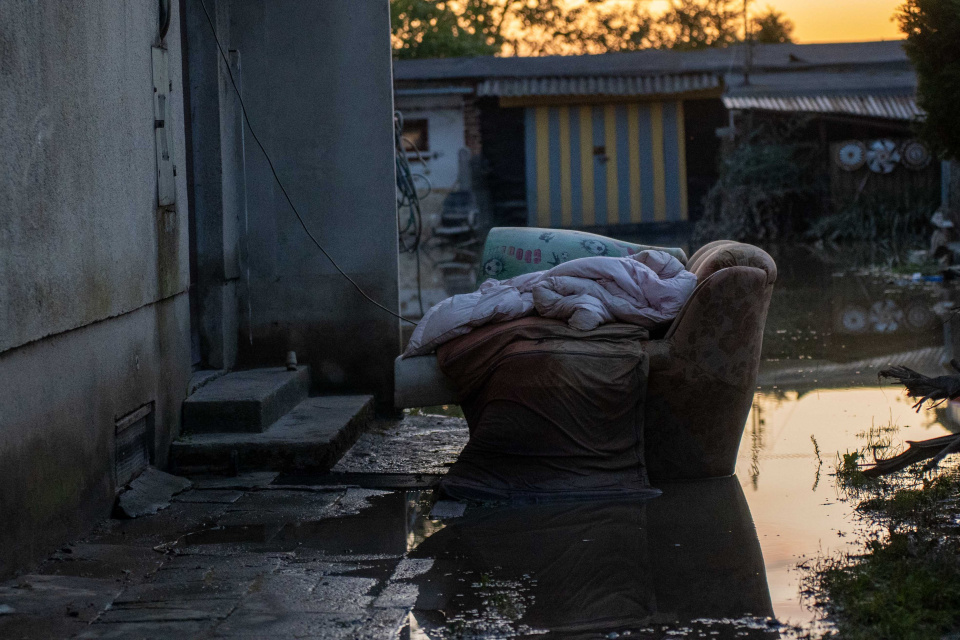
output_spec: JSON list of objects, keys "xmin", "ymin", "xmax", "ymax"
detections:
[{"xmin": 115, "ymin": 403, "xmax": 154, "ymax": 490}]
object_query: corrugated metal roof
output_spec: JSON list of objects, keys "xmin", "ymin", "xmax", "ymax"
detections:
[
  {"xmin": 722, "ymin": 94, "xmax": 922, "ymax": 120},
  {"xmin": 723, "ymin": 70, "xmax": 916, "ymax": 96},
  {"xmin": 394, "ymin": 41, "xmax": 908, "ymax": 81},
  {"xmin": 395, "ymin": 40, "xmax": 919, "ymax": 120},
  {"xmin": 477, "ymin": 73, "xmax": 720, "ymax": 97}
]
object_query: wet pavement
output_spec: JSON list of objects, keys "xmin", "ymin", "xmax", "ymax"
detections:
[{"xmin": 2, "ymin": 247, "xmax": 957, "ymax": 639}]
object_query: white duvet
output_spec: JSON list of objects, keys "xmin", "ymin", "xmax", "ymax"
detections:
[{"xmin": 403, "ymin": 250, "xmax": 697, "ymax": 358}]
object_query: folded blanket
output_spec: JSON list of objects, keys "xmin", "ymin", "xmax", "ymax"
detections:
[{"xmin": 403, "ymin": 250, "xmax": 697, "ymax": 358}]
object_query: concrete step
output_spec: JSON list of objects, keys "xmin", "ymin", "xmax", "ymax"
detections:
[
  {"xmin": 171, "ymin": 395, "xmax": 374, "ymax": 474},
  {"xmin": 182, "ymin": 366, "xmax": 310, "ymax": 434}
]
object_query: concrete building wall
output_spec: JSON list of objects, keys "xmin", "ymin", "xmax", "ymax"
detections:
[
  {"xmin": 0, "ymin": 296, "xmax": 191, "ymax": 577},
  {"xmin": 183, "ymin": 0, "xmax": 242, "ymax": 371},
  {"xmin": 226, "ymin": 0, "xmax": 401, "ymax": 403},
  {"xmin": 0, "ymin": 1, "xmax": 192, "ymax": 576},
  {"xmin": 0, "ymin": 1, "xmax": 191, "ymax": 351}
]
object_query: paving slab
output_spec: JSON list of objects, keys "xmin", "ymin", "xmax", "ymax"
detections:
[
  {"xmin": 372, "ymin": 582, "xmax": 419, "ymax": 609},
  {"xmin": 74, "ymin": 620, "xmax": 216, "ymax": 639},
  {"xmin": 190, "ymin": 472, "xmax": 279, "ymax": 490},
  {"xmin": 96, "ymin": 597, "xmax": 236, "ymax": 623},
  {"xmin": 90, "ymin": 502, "xmax": 231, "ymax": 548},
  {"xmin": 173, "ymin": 489, "xmax": 245, "ymax": 504},
  {"xmin": 0, "ymin": 425, "xmax": 449, "ymax": 640},
  {"xmin": 115, "ymin": 467, "xmax": 193, "ymax": 518},
  {"xmin": 0, "ymin": 575, "xmax": 121, "ymax": 639},
  {"xmin": 173, "ymin": 395, "xmax": 374, "ymax": 474},
  {"xmin": 153, "ymin": 555, "xmax": 282, "ymax": 583},
  {"xmin": 241, "ymin": 572, "xmax": 376, "ymax": 614},
  {"xmin": 37, "ymin": 543, "xmax": 165, "ymax": 582},
  {"xmin": 209, "ymin": 610, "xmax": 369, "ymax": 639},
  {"xmin": 113, "ymin": 579, "xmax": 251, "ymax": 604},
  {"xmin": 390, "ymin": 559, "xmax": 435, "ymax": 581},
  {"xmin": 0, "ymin": 615, "xmax": 90, "ymax": 640},
  {"xmin": 216, "ymin": 489, "xmax": 345, "ymax": 527},
  {"xmin": 182, "ymin": 366, "xmax": 311, "ymax": 434}
]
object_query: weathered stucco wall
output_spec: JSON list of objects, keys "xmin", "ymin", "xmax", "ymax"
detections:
[
  {"xmin": 0, "ymin": 1, "xmax": 193, "ymax": 577},
  {"xmin": 0, "ymin": 295, "xmax": 191, "ymax": 577},
  {"xmin": 0, "ymin": 0, "xmax": 190, "ymax": 352},
  {"xmin": 227, "ymin": 0, "xmax": 401, "ymax": 403}
]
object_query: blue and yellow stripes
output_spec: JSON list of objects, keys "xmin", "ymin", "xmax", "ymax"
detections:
[
  {"xmin": 578, "ymin": 106, "xmax": 595, "ymax": 226},
  {"xmin": 525, "ymin": 101, "xmax": 689, "ymax": 227}
]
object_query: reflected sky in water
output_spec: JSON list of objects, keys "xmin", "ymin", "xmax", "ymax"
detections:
[
  {"xmin": 741, "ymin": 387, "xmax": 950, "ymax": 625},
  {"xmin": 740, "ymin": 246, "xmax": 953, "ymax": 625}
]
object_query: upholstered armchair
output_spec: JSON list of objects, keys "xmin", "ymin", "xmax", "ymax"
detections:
[{"xmin": 394, "ymin": 233, "xmax": 777, "ymax": 484}]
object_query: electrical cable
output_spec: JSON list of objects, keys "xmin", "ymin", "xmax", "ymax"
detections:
[
  {"xmin": 197, "ymin": 0, "xmax": 418, "ymax": 325},
  {"xmin": 393, "ymin": 110, "xmax": 428, "ymax": 315}
]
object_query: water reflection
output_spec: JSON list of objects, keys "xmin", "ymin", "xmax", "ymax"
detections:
[
  {"xmin": 742, "ymin": 243, "xmax": 954, "ymax": 626},
  {"xmin": 409, "ymin": 477, "xmax": 776, "ymax": 638}
]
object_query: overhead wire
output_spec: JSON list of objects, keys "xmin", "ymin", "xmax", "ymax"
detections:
[{"xmin": 197, "ymin": 0, "xmax": 418, "ymax": 326}]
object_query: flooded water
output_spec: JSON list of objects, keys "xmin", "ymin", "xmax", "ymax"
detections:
[
  {"xmin": 396, "ymin": 245, "xmax": 957, "ymax": 636},
  {"xmin": 319, "ymin": 246, "xmax": 958, "ymax": 637},
  {"xmin": 738, "ymin": 245, "xmax": 954, "ymax": 630}
]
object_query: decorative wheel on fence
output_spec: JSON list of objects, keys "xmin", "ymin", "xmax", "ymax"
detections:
[
  {"xmin": 904, "ymin": 300, "xmax": 936, "ymax": 331},
  {"xmin": 835, "ymin": 304, "xmax": 869, "ymax": 334},
  {"xmin": 869, "ymin": 299, "xmax": 904, "ymax": 333},
  {"xmin": 866, "ymin": 139, "xmax": 901, "ymax": 174},
  {"xmin": 836, "ymin": 140, "xmax": 867, "ymax": 172},
  {"xmin": 901, "ymin": 140, "xmax": 932, "ymax": 171}
]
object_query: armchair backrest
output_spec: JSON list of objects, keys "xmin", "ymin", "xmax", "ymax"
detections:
[
  {"xmin": 664, "ymin": 241, "xmax": 776, "ymax": 351},
  {"xmin": 686, "ymin": 240, "xmax": 777, "ymax": 286}
]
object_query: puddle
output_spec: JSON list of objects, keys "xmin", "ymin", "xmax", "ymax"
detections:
[
  {"xmin": 407, "ymin": 478, "xmax": 781, "ymax": 638},
  {"xmin": 180, "ymin": 491, "xmax": 439, "ymax": 557}
]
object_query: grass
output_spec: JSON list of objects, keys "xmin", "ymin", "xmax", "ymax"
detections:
[
  {"xmin": 813, "ymin": 530, "xmax": 960, "ymax": 640},
  {"xmin": 806, "ymin": 455, "xmax": 960, "ymax": 640}
]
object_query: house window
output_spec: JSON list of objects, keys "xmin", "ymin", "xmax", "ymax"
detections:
[{"xmin": 401, "ymin": 119, "xmax": 429, "ymax": 157}]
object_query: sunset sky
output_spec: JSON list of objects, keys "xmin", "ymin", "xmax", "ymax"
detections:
[
  {"xmin": 649, "ymin": 0, "xmax": 904, "ymax": 43},
  {"xmin": 757, "ymin": 0, "xmax": 903, "ymax": 42}
]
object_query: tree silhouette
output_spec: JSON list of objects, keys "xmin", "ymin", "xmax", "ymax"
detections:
[
  {"xmin": 753, "ymin": 5, "xmax": 794, "ymax": 44},
  {"xmin": 898, "ymin": 0, "xmax": 960, "ymax": 160},
  {"xmin": 391, "ymin": 0, "xmax": 794, "ymax": 58}
]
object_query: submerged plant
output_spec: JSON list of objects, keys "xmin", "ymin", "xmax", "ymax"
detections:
[{"xmin": 805, "ymin": 190, "xmax": 938, "ymax": 261}]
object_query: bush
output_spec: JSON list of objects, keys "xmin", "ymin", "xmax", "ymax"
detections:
[
  {"xmin": 694, "ymin": 116, "xmax": 823, "ymax": 243},
  {"xmin": 805, "ymin": 191, "xmax": 937, "ymax": 255}
]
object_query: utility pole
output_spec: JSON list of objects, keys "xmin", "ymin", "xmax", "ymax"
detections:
[{"xmin": 743, "ymin": 0, "xmax": 753, "ymax": 85}]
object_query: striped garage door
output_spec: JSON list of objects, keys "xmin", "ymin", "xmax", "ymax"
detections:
[{"xmin": 524, "ymin": 102, "xmax": 688, "ymax": 227}]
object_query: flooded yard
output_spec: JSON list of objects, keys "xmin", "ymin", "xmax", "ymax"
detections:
[
  {"xmin": 390, "ymin": 244, "xmax": 957, "ymax": 637},
  {"xmin": 7, "ymin": 246, "xmax": 956, "ymax": 640}
]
